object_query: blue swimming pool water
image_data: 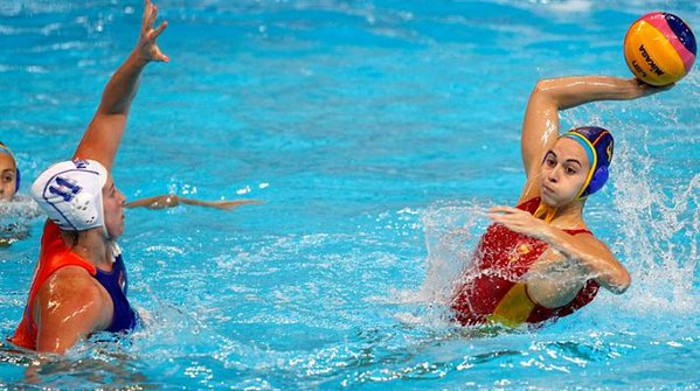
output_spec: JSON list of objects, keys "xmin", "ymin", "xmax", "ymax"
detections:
[{"xmin": 1, "ymin": 0, "xmax": 699, "ymax": 389}]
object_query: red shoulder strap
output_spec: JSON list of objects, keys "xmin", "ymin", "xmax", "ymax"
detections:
[
  {"xmin": 563, "ymin": 228, "xmax": 593, "ymax": 236},
  {"xmin": 515, "ymin": 199, "xmax": 593, "ymax": 236},
  {"xmin": 516, "ymin": 197, "xmax": 542, "ymax": 214}
]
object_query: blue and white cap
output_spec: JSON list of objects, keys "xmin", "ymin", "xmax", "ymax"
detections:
[{"xmin": 31, "ymin": 159, "xmax": 108, "ymax": 231}]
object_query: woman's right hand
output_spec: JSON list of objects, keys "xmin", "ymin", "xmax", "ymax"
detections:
[{"xmin": 136, "ymin": 0, "xmax": 169, "ymax": 63}]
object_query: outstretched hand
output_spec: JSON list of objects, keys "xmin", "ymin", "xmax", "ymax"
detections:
[
  {"xmin": 181, "ymin": 199, "xmax": 263, "ymax": 211},
  {"xmin": 488, "ymin": 206, "xmax": 554, "ymax": 242},
  {"xmin": 125, "ymin": 195, "xmax": 262, "ymax": 211},
  {"xmin": 624, "ymin": 77, "xmax": 674, "ymax": 99},
  {"xmin": 137, "ymin": 0, "xmax": 169, "ymax": 63}
]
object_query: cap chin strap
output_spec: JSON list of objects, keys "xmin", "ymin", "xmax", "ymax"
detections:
[
  {"xmin": 535, "ymin": 196, "xmax": 587, "ymax": 223},
  {"xmin": 561, "ymin": 133, "xmax": 598, "ymax": 200},
  {"xmin": 14, "ymin": 167, "xmax": 20, "ymax": 195},
  {"xmin": 101, "ymin": 224, "xmax": 110, "ymax": 240},
  {"xmin": 534, "ymin": 203, "xmax": 558, "ymax": 224}
]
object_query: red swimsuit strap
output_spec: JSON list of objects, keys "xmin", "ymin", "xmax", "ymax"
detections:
[
  {"xmin": 563, "ymin": 228, "xmax": 592, "ymax": 236},
  {"xmin": 519, "ymin": 197, "xmax": 593, "ymax": 237}
]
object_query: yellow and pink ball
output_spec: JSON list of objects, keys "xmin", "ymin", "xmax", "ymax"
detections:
[{"xmin": 624, "ymin": 12, "xmax": 696, "ymax": 86}]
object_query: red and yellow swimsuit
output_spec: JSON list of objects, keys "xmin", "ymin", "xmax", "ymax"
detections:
[{"xmin": 451, "ymin": 197, "xmax": 599, "ymax": 327}]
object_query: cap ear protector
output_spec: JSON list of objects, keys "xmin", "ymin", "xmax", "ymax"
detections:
[
  {"xmin": 14, "ymin": 167, "xmax": 20, "ymax": 195},
  {"xmin": 559, "ymin": 126, "xmax": 614, "ymax": 199},
  {"xmin": 585, "ymin": 165, "xmax": 608, "ymax": 195}
]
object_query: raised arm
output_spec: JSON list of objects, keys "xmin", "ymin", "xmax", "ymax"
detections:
[
  {"xmin": 73, "ymin": 0, "xmax": 169, "ymax": 172},
  {"xmin": 520, "ymin": 77, "xmax": 665, "ymax": 187}
]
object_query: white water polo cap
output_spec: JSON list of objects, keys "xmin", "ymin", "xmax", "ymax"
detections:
[{"xmin": 31, "ymin": 159, "xmax": 108, "ymax": 231}]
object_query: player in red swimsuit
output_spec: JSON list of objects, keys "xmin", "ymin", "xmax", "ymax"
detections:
[{"xmin": 451, "ymin": 77, "xmax": 671, "ymax": 328}]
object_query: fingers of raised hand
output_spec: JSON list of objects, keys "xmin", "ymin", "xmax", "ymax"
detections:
[
  {"xmin": 149, "ymin": 3, "xmax": 158, "ymax": 28},
  {"xmin": 152, "ymin": 47, "xmax": 169, "ymax": 63},
  {"xmin": 142, "ymin": 0, "xmax": 153, "ymax": 30},
  {"xmin": 160, "ymin": 53, "xmax": 170, "ymax": 63},
  {"xmin": 142, "ymin": 0, "xmax": 160, "ymax": 32},
  {"xmin": 147, "ymin": 21, "xmax": 168, "ymax": 42},
  {"xmin": 154, "ymin": 21, "xmax": 167, "ymax": 37}
]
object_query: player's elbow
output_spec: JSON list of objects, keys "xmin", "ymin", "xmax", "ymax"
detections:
[
  {"xmin": 530, "ymin": 79, "xmax": 560, "ymax": 108},
  {"xmin": 533, "ymin": 79, "xmax": 557, "ymax": 95},
  {"xmin": 608, "ymin": 269, "xmax": 631, "ymax": 295}
]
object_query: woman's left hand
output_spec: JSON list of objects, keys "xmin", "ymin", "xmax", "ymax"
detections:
[{"xmin": 488, "ymin": 206, "xmax": 554, "ymax": 242}]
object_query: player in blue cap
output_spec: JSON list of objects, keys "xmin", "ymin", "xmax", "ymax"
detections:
[
  {"xmin": 0, "ymin": 142, "xmax": 20, "ymax": 202},
  {"xmin": 0, "ymin": 142, "xmax": 43, "ymax": 246}
]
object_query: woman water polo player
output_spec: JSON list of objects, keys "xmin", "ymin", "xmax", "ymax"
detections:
[
  {"xmin": 10, "ymin": 0, "xmax": 168, "ymax": 353},
  {"xmin": 0, "ymin": 143, "xmax": 20, "ymax": 202},
  {"xmin": 0, "ymin": 142, "xmax": 25, "ymax": 247},
  {"xmin": 451, "ymin": 76, "xmax": 670, "ymax": 328},
  {"xmin": 0, "ymin": 143, "xmax": 41, "ymax": 247}
]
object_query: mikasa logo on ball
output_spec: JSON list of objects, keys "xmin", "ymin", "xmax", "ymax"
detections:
[{"xmin": 636, "ymin": 44, "xmax": 665, "ymax": 77}]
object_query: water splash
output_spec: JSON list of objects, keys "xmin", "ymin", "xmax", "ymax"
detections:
[
  {"xmin": 419, "ymin": 200, "xmax": 491, "ymax": 305},
  {"xmin": 557, "ymin": 84, "xmax": 700, "ymax": 318},
  {"xmin": 612, "ymin": 140, "xmax": 699, "ymax": 313},
  {"xmin": 0, "ymin": 196, "xmax": 42, "ymax": 247}
]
